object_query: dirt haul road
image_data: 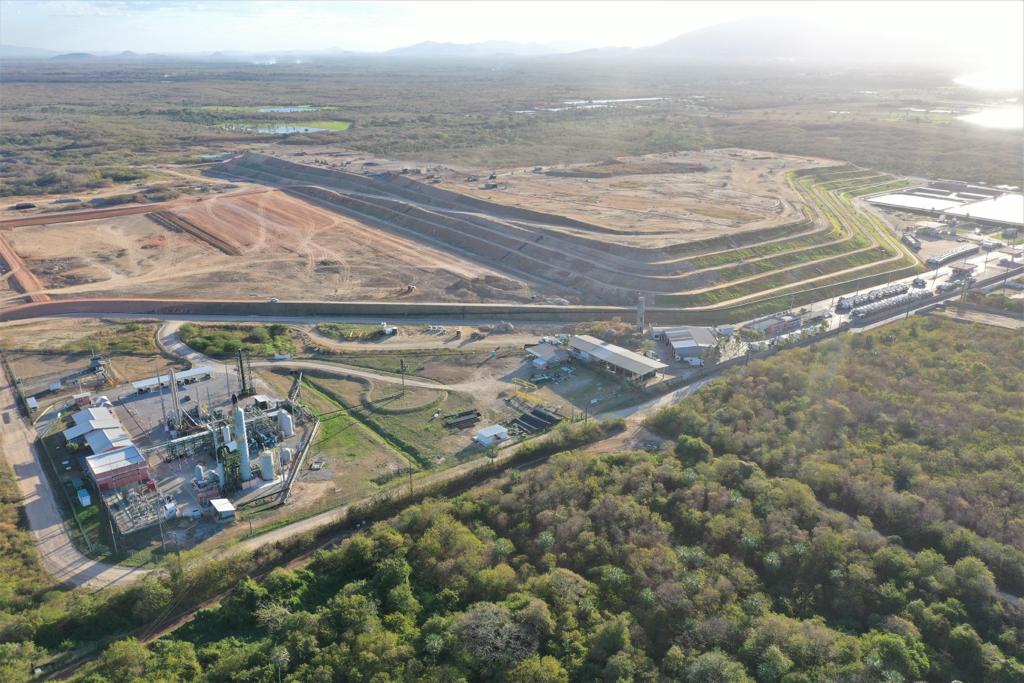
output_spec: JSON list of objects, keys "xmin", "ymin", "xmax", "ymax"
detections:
[
  {"xmin": 0, "ymin": 232, "xmax": 48, "ymax": 301},
  {"xmin": 0, "ymin": 188, "xmax": 271, "ymax": 229}
]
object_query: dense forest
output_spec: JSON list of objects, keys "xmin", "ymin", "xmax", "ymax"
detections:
[{"xmin": 68, "ymin": 317, "xmax": 1021, "ymax": 682}]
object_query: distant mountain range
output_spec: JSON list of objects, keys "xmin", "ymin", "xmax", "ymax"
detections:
[
  {"xmin": 384, "ymin": 40, "xmax": 554, "ymax": 58},
  {"xmin": 0, "ymin": 44, "xmax": 61, "ymax": 59},
  {"xmin": 0, "ymin": 18, "xmax": 984, "ymax": 69}
]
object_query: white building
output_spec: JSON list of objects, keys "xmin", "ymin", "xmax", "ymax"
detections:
[
  {"xmin": 210, "ymin": 498, "xmax": 236, "ymax": 521},
  {"xmin": 651, "ymin": 325, "xmax": 717, "ymax": 360},
  {"xmin": 474, "ymin": 424, "xmax": 510, "ymax": 447},
  {"xmin": 568, "ymin": 335, "xmax": 667, "ymax": 383}
]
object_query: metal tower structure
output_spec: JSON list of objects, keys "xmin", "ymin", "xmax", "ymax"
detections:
[{"xmin": 237, "ymin": 349, "xmax": 254, "ymax": 397}]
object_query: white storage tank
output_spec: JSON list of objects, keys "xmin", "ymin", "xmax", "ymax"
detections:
[
  {"xmin": 221, "ymin": 424, "xmax": 231, "ymax": 445},
  {"xmin": 259, "ymin": 450, "xmax": 276, "ymax": 481},
  {"xmin": 278, "ymin": 410, "xmax": 295, "ymax": 437},
  {"xmin": 280, "ymin": 447, "xmax": 293, "ymax": 466},
  {"xmin": 194, "ymin": 464, "xmax": 205, "ymax": 481}
]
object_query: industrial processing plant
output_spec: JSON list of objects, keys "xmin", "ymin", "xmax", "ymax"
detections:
[{"xmin": 53, "ymin": 352, "xmax": 313, "ymax": 548}]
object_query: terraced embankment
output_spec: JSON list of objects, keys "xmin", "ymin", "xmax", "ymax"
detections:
[{"xmin": 210, "ymin": 154, "xmax": 918, "ymax": 311}]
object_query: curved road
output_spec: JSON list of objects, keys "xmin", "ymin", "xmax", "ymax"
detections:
[{"xmin": 157, "ymin": 320, "xmax": 449, "ymax": 391}]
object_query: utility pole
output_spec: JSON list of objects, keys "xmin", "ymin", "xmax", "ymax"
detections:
[
  {"xmin": 158, "ymin": 513, "xmax": 166, "ymax": 554},
  {"xmin": 156, "ymin": 363, "xmax": 167, "ymax": 432},
  {"xmin": 108, "ymin": 515, "xmax": 118, "ymax": 555},
  {"xmin": 399, "ymin": 358, "xmax": 406, "ymax": 395}
]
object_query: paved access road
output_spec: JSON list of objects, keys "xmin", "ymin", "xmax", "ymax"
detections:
[{"xmin": 0, "ymin": 380, "xmax": 150, "ymax": 590}]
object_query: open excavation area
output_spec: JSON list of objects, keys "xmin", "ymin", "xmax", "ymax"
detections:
[
  {"xmin": 0, "ymin": 186, "xmax": 535, "ymax": 307},
  {"xmin": 208, "ymin": 151, "xmax": 918, "ymax": 311},
  {"xmin": 436, "ymin": 148, "xmax": 818, "ymax": 242},
  {"xmin": 0, "ymin": 149, "xmax": 918, "ymax": 316}
]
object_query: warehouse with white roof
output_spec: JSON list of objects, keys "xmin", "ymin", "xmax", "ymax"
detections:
[
  {"xmin": 569, "ymin": 335, "xmax": 666, "ymax": 383},
  {"xmin": 62, "ymin": 407, "xmax": 121, "ymax": 441},
  {"xmin": 651, "ymin": 325, "xmax": 717, "ymax": 360},
  {"xmin": 64, "ymin": 404, "xmax": 152, "ymax": 492},
  {"xmin": 84, "ymin": 445, "xmax": 151, "ymax": 492}
]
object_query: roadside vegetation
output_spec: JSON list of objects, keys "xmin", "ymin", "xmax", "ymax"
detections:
[
  {"xmin": 314, "ymin": 322, "xmax": 381, "ymax": 341},
  {"xmin": 178, "ymin": 323, "xmax": 294, "ymax": 358},
  {"xmin": 965, "ymin": 290, "xmax": 1024, "ymax": 316},
  {"xmin": 58, "ymin": 321, "xmax": 159, "ymax": 355},
  {"xmin": 0, "ymin": 458, "xmax": 55, "ymax": 682},
  {"xmin": 0, "ymin": 320, "xmax": 160, "ymax": 355}
]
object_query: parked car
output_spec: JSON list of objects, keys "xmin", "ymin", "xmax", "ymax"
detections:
[{"xmin": 911, "ymin": 278, "xmax": 927, "ymax": 289}]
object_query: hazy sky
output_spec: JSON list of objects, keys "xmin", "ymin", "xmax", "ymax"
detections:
[{"xmin": 1, "ymin": 0, "xmax": 1021, "ymax": 66}]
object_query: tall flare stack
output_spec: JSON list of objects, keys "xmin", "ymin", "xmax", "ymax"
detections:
[{"xmin": 234, "ymin": 405, "xmax": 252, "ymax": 481}]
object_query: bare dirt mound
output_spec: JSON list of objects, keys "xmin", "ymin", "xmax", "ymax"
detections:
[
  {"xmin": 214, "ymin": 154, "xmax": 832, "ymax": 303},
  {"xmin": 149, "ymin": 211, "xmax": 241, "ymax": 256},
  {"xmin": 545, "ymin": 159, "xmax": 709, "ymax": 178}
]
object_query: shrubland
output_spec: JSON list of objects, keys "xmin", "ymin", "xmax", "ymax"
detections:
[
  {"xmin": 2, "ymin": 60, "xmax": 1020, "ymax": 198},
  {"xmin": 178, "ymin": 323, "xmax": 294, "ymax": 358}
]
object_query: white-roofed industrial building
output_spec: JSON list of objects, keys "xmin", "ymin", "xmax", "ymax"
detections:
[
  {"xmin": 64, "ymin": 405, "xmax": 152, "ymax": 490},
  {"xmin": 944, "ymin": 194, "xmax": 1024, "ymax": 228},
  {"xmin": 651, "ymin": 325, "xmax": 717, "ymax": 360},
  {"xmin": 85, "ymin": 445, "xmax": 150, "ymax": 491},
  {"xmin": 60, "ymin": 405, "xmax": 162, "ymax": 536},
  {"xmin": 474, "ymin": 424, "xmax": 510, "ymax": 447},
  {"xmin": 84, "ymin": 427, "xmax": 133, "ymax": 455},
  {"xmin": 867, "ymin": 182, "xmax": 1023, "ymax": 230},
  {"xmin": 132, "ymin": 365, "xmax": 213, "ymax": 392},
  {"xmin": 210, "ymin": 498, "xmax": 236, "ymax": 521},
  {"xmin": 526, "ymin": 342, "xmax": 569, "ymax": 370},
  {"xmin": 62, "ymin": 407, "xmax": 121, "ymax": 441},
  {"xmin": 569, "ymin": 335, "xmax": 667, "ymax": 383}
]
